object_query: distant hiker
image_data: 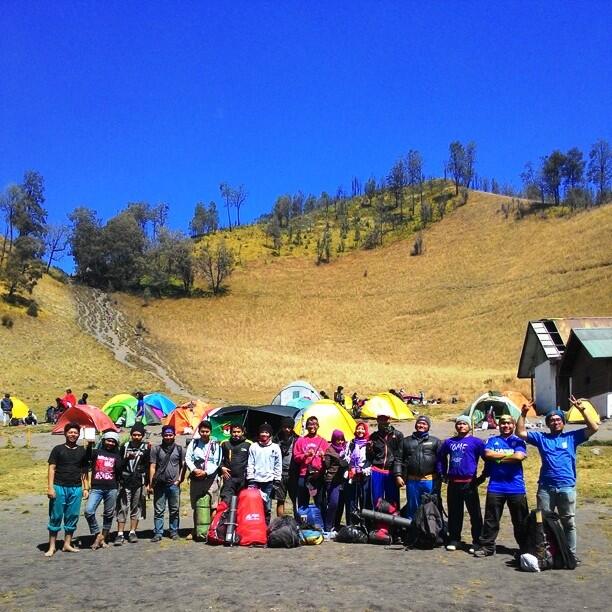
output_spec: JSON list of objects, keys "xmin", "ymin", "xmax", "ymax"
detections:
[
  {"xmin": 85, "ymin": 431, "xmax": 122, "ymax": 549},
  {"xmin": 77, "ymin": 393, "xmax": 88, "ymax": 405},
  {"xmin": 185, "ymin": 420, "xmax": 222, "ymax": 539},
  {"xmin": 273, "ymin": 417, "xmax": 299, "ymax": 517},
  {"xmin": 220, "ymin": 423, "xmax": 251, "ymax": 503},
  {"xmin": 366, "ymin": 410, "xmax": 403, "ymax": 508},
  {"xmin": 293, "ymin": 416, "xmax": 329, "ymax": 511},
  {"xmin": 115, "ymin": 422, "xmax": 150, "ymax": 545},
  {"xmin": 517, "ymin": 397, "xmax": 599, "ymax": 562},
  {"xmin": 319, "ymin": 390, "xmax": 329, "ymax": 400},
  {"xmin": 1, "ymin": 393, "xmax": 12, "ymax": 426},
  {"xmin": 45, "ymin": 422, "xmax": 89, "ymax": 556},
  {"xmin": 323, "ymin": 429, "xmax": 349, "ymax": 533},
  {"xmin": 45, "ymin": 405, "xmax": 56, "ymax": 424},
  {"xmin": 334, "ymin": 386, "xmax": 345, "ymax": 407},
  {"xmin": 149, "ymin": 425, "xmax": 185, "ymax": 542},
  {"xmin": 135, "ymin": 391, "xmax": 145, "ymax": 419},
  {"xmin": 247, "ymin": 423, "xmax": 282, "ymax": 523},
  {"xmin": 394, "ymin": 415, "xmax": 441, "ymax": 520},
  {"xmin": 25, "ymin": 410, "xmax": 38, "ymax": 425},
  {"xmin": 437, "ymin": 416, "xmax": 486, "ymax": 552},
  {"xmin": 345, "ymin": 421, "xmax": 371, "ymax": 524},
  {"xmin": 475, "ymin": 415, "xmax": 528, "ymax": 558},
  {"xmin": 63, "ymin": 389, "xmax": 77, "ymax": 409}
]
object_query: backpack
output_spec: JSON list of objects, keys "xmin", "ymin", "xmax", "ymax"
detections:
[
  {"xmin": 236, "ymin": 488, "xmax": 267, "ymax": 546},
  {"xmin": 299, "ymin": 528, "xmax": 324, "ymax": 545},
  {"xmin": 207, "ymin": 500, "xmax": 230, "ymax": 546},
  {"xmin": 523, "ymin": 510, "xmax": 576, "ymax": 570},
  {"xmin": 335, "ymin": 524, "xmax": 369, "ymax": 544},
  {"xmin": 368, "ymin": 528, "xmax": 392, "ymax": 545},
  {"xmin": 407, "ymin": 493, "xmax": 446, "ymax": 549},
  {"xmin": 297, "ymin": 503, "xmax": 324, "ymax": 530},
  {"xmin": 267, "ymin": 517, "xmax": 301, "ymax": 548}
]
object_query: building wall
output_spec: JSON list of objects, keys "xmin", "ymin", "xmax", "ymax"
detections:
[
  {"xmin": 535, "ymin": 360, "xmax": 558, "ymax": 411},
  {"xmin": 570, "ymin": 351, "xmax": 612, "ymax": 398}
]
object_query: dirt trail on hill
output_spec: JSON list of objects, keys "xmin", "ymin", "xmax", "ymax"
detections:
[{"xmin": 72, "ymin": 284, "xmax": 192, "ymax": 397}]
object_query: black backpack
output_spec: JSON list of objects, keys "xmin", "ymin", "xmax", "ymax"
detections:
[
  {"xmin": 406, "ymin": 493, "xmax": 446, "ymax": 549},
  {"xmin": 523, "ymin": 510, "xmax": 576, "ymax": 570},
  {"xmin": 335, "ymin": 524, "xmax": 369, "ymax": 544},
  {"xmin": 267, "ymin": 517, "xmax": 301, "ymax": 548}
]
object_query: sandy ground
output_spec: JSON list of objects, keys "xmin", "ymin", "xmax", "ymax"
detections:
[{"xmin": 0, "ymin": 420, "xmax": 610, "ymax": 611}]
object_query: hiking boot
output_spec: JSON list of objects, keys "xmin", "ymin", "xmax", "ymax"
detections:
[
  {"xmin": 474, "ymin": 548, "xmax": 495, "ymax": 558},
  {"xmin": 150, "ymin": 534, "xmax": 162, "ymax": 543},
  {"xmin": 169, "ymin": 532, "xmax": 180, "ymax": 541},
  {"xmin": 114, "ymin": 534, "xmax": 125, "ymax": 546},
  {"xmin": 445, "ymin": 542, "xmax": 457, "ymax": 551},
  {"xmin": 128, "ymin": 532, "xmax": 138, "ymax": 544}
]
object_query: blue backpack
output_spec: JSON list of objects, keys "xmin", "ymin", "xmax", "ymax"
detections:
[{"xmin": 297, "ymin": 503, "xmax": 324, "ymax": 530}]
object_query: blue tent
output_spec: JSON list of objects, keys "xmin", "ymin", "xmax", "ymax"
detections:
[
  {"xmin": 144, "ymin": 392, "xmax": 176, "ymax": 416},
  {"xmin": 286, "ymin": 397, "xmax": 314, "ymax": 411}
]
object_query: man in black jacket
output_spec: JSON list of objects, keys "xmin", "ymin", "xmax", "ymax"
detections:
[
  {"xmin": 394, "ymin": 415, "xmax": 441, "ymax": 519},
  {"xmin": 219, "ymin": 424, "xmax": 251, "ymax": 503},
  {"xmin": 367, "ymin": 410, "xmax": 403, "ymax": 508}
]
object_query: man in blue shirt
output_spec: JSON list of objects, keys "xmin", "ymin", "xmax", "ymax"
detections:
[
  {"xmin": 475, "ymin": 415, "xmax": 528, "ymax": 557},
  {"xmin": 516, "ymin": 397, "xmax": 599, "ymax": 559}
]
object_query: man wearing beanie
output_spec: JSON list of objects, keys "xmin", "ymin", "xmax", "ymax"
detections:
[
  {"xmin": 85, "ymin": 430, "xmax": 122, "ymax": 549},
  {"xmin": 394, "ymin": 415, "xmax": 441, "ymax": 520},
  {"xmin": 247, "ymin": 423, "xmax": 282, "ymax": 523},
  {"xmin": 437, "ymin": 416, "xmax": 486, "ymax": 552},
  {"xmin": 115, "ymin": 422, "xmax": 150, "ymax": 545},
  {"xmin": 517, "ymin": 397, "xmax": 599, "ymax": 562},
  {"xmin": 273, "ymin": 417, "xmax": 299, "ymax": 517}
]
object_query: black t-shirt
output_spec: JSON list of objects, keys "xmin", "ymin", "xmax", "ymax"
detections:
[
  {"xmin": 48, "ymin": 444, "xmax": 88, "ymax": 487},
  {"xmin": 90, "ymin": 448, "xmax": 122, "ymax": 490},
  {"xmin": 119, "ymin": 441, "xmax": 150, "ymax": 488}
]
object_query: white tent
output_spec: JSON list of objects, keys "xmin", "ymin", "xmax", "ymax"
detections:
[{"xmin": 271, "ymin": 380, "xmax": 321, "ymax": 406}]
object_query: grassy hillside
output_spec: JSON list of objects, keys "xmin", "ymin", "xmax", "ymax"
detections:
[
  {"xmin": 118, "ymin": 191, "xmax": 612, "ymax": 405},
  {"xmin": 0, "ymin": 275, "xmax": 161, "ymax": 410}
]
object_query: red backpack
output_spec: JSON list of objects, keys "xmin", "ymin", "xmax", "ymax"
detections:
[
  {"xmin": 236, "ymin": 488, "xmax": 267, "ymax": 546},
  {"xmin": 207, "ymin": 500, "xmax": 230, "ymax": 545}
]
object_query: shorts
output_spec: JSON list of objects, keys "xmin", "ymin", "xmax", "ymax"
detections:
[
  {"xmin": 189, "ymin": 475, "xmax": 219, "ymax": 510},
  {"xmin": 116, "ymin": 486, "xmax": 145, "ymax": 523},
  {"xmin": 274, "ymin": 475, "xmax": 290, "ymax": 502}
]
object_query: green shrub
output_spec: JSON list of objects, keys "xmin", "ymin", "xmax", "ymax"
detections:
[{"xmin": 26, "ymin": 301, "xmax": 39, "ymax": 317}]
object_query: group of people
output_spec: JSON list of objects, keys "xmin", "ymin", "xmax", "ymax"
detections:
[
  {"xmin": 1, "ymin": 392, "xmax": 38, "ymax": 426},
  {"xmin": 45, "ymin": 396, "xmax": 598, "ymax": 564}
]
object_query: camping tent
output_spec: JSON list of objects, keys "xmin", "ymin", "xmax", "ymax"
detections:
[
  {"xmin": 462, "ymin": 390, "xmax": 535, "ymax": 426},
  {"xmin": 9, "ymin": 397, "xmax": 29, "ymax": 420},
  {"xmin": 295, "ymin": 399, "xmax": 357, "ymax": 441},
  {"xmin": 102, "ymin": 394, "xmax": 138, "ymax": 427},
  {"xmin": 163, "ymin": 400, "xmax": 212, "ymax": 435},
  {"xmin": 286, "ymin": 397, "xmax": 314, "ymax": 411},
  {"xmin": 566, "ymin": 399, "xmax": 601, "ymax": 424},
  {"xmin": 271, "ymin": 380, "xmax": 321, "ymax": 406},
  {"xmin": 210, "ymin": 405, "xmax": 301, "ymax": 441},
  {"xmin": 360, "ymin": 393, "xmax": 415, "ymax": 420},
  {"xmin": 144, "ymin": 392, "xmax": 176, "ymax": 418},
  {"xmin": 52, "ymin": 404, "xmax": 119, "ymax": 434}
]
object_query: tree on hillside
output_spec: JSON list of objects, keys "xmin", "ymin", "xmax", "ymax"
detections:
[
  {"xmin": 541, "ymin": 151, "xmax": 566, "ymax": 205},
  {"xmin": 291, "ymin": 191, "xmax": 304, "ymax": 218},
  {"xmin": 230, "ymin": 184, "xmax": 248, "ymax": 226},
  {"xmin": 520, "ymin": 162, "xmax": 545, "ymax": 202},
  {"xmin": 447, "ymin": 141, "xmax": 477, "ymax": 195},
  {"xmin": 150, "ymin": 202, "xmax": 169, "ymax": 240},
  {"xmin": 0, "ymin": 184, "xmax": 20, "ymax": 266},
  {"xmin": 195, "ymin": 240, "xmax": 235, "ymax": 295},
  {"xmin": 219, "ymin": 183, "xmax": 233, "ymax": 230},
  {"xmin": 588, "ymin": 139, "xmax": 612, "ymax": 204},
  {"xmin": 562, "ymin": 147, "xmax": 585, "ymax": 191},
  {"xmin": 364, "ymin": 177, "xmax": 377, "ymax": 207},
  {"xmin": 190, "ymin": 201, "xmax": 219, "ymax": 237},
  {"xmin": 273, "ymin": 195, "xmax": 291, "ymax": 227},
  {"xmin": 44, "ymin": 223, "xmax": 70, "ymax": 272},
  {"xmin": 266, "ymin": 216, "xmax": 282, "ymax": 253},
  {"xmin": 351, "ymin": 176, "xmax": 361, "ymax": 198},
  {"xmin": 103, "ymin": 212, "xmax": 146, "ymax": 290},
  {"xmin": 387, "ymin": 159, "xmax": 407, "ymax": 218},
  {"xmin": 69, "ymin": 207, "xmax": 107, "ymax": 286},
  {"xmin": 145, "ymin": 229, "xmax": 194, "ymax": 295},
  {"xmin": 303, "ymin": 194, "xmax": 316, "ymax": 214},
  {"xmin": 125, "ymin": 202, "xmax": 151, "ymax": 235},
  {"xmin": 316, "ymin": 224, "xmax": 332, "ymax": 264},
  {"xmin": 406, "ymin": 149, "xmax": 424, "ymax": 217}
]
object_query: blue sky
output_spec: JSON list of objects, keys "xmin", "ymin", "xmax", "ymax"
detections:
[{"xmin": 1, "ymin": 1, "xmax": 611, "ymax": 239}]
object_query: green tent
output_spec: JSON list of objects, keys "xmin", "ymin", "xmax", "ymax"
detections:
[
  {"xmin": 102, "ymin": 394, "xmax": 138, "ymax": 427},
  {"xmin": 461, "ymin": 391, "xmax": 523, "ymax": 426}
]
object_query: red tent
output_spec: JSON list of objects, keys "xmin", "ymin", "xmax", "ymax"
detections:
[{"xmin": 52, "ymin": 404, "xmax": 119, "ymax": 434}]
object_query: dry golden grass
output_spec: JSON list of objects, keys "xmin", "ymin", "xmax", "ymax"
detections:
[
  {"xmin": 0, "ymin": 275, "xmax": 161, "ymax": 410},
  {"xmin": 0, "ymin": 448, "xmax": 48, "ymax": 499},
  {"xmin": 120, "ymin": 192, "xmax": 612, "ymax": 406}
]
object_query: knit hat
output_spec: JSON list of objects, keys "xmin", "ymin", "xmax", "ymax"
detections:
[
  {"xmin": 130, "ymin": 422, "xmax": 146, "ymax": 435},
  {"xmin": 545, "ymin": 409, "xmax": 566, "ymax": 425},
  {"xmin": 161, "ymin": 425, "xmax": 176, "ymax": 435},
  {"xmin": 259, "ymin": 423, "xmax": 273, "ymax": 435},
  {"xmin": 455, "ymin": 416, "xmax": 472, "ymax": 428},
  {"xmin": 280, "ymin": 417, "xmax": 295, "ymax": 429},
  {"xmin": 102, "ymin": 431, "xmax": 120, "ymax": 443},
  {"xmin": 415, "ymin": 415, "xmax": 431, "ymax": 429}
]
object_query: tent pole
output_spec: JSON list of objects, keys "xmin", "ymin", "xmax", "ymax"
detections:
[{"xmin": 530, "ymin": 377, "xmax": 534, "ymax": 401}]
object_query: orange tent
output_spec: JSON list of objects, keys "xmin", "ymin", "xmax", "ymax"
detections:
[
  {"xmin": 162, "ymin": 399, "xmax": 213, "ymax": 434},
  {"xmin": 52, "ymin": 404, "xmax": 119, "ymax": 434},
  {"xmin": 504, "ymin": 391, "xmax": 537, "ymax": 418}
]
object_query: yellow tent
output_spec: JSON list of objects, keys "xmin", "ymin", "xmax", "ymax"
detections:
[
  {"xmin": 360, "ymin": 392, "xmax": 415, "ymax": 420},
  {"xmin": 10, "ymin": 397, "xmax": 29, "ymax": 419},
  {"xmin": 295, "ymin": 399, "xmax": 357, "ymax": 441},
  {"xmin": 566, "ymin": 399, "xmax": 601, "ymax": 424}
]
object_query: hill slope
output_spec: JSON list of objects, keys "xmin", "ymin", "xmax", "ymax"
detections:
[{"xmin": 118, "ymin": 192, "xmax": 612, "ymax": 404}]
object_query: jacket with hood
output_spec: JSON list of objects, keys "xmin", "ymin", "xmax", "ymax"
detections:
[
  {"xmin": 367, "ymin": 426, "xmax": 404, "ymax": 470},
  {"xmin": 393, "ymin": 432, "xmax": 441, "ymax": 479},
  {"xmin": 247, "ymin": 441, "xmax": 282, "ymax": 483}
]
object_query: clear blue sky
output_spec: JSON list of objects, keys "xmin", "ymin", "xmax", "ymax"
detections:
[{"xmin": 1, "ymin": 1, "xmax": 611, "ymax": 237}]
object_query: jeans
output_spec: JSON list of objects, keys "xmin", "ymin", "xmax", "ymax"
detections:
[
  {"xmin": 479, "ymin": 492, "xmax": 529, "ymax": 554},
  {"xmin": 84, "ymin": 488, "xmax": 118, "ymax": 534},
  {"xmin": 447, "ymin": 480, "xmax": 483, "ymax": 545},
  {"xmin": 153, "ymin": 483, "xmax": 180, "ymax": 537},
  {"xmin": 370, "ymin": 467, "xmax": 400, "ymax": 510},
  {"xmin": 48, "ymin": 485, "xmax": 82, "ymax": 534},
  {"xmin": 324, "ymin": 482, "xmax": 345, "ymax": 532},
  {"xmin": 297, "ymin": 475, "xmax": 324, "ymax": 512},
  {"xmin": 345, "ymin": 474, "xmax": 370, "ymax": 525},
  {"xmin": 251, "ymin": 481, "xmax": 274, "ymax": 522},
  {"xmin": 537, "ymin": 485, "xmax": 577, "ymax": 555},
  {"xmin": 405, "ymin": 479, "xmax": 435, "ymax": 520}
]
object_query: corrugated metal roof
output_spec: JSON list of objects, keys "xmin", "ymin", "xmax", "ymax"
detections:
[{"xmin": 572, "ymin": 328, "xmax": 612, "ymax": 358}]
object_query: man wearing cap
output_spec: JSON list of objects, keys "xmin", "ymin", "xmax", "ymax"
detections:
[
  {"xmin": 394, "ymin": 415, "xmax": 441, "ymax": 520},
  {"xmin": 367, "ymin": 410, "xmax": 404, "ymax": 509},
  {"xmin": 517, "ymin": 398, "xmax": 599, "ymax": 560},
  {"xmin": 273, "ymin": 417, "xmax": 299, "ymax": 517},
  {"xmin": 475, "ymin": 415, "xmax": 529, "ymax": 557},
  {"xmin": 149, "ymin": 425, "xmax": 185, "ymax": 542},
  {"xmin": 437, "ymin": 416, "xmax": 486, "ymax": 552},
  {"xmin": 84, "ymin": 431, "xmax": 123, "ymax": 549},
  {"xmin": 247, "ymin": 423, "xmax": 282, "ymax": 523},
  {"xmin": 115, "ymin": 422, "xmax": 150, "ymax": 545}
]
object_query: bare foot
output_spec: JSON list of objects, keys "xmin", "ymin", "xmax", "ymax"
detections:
[
  {"xmin": 99, "ymin": 540, "xmax": 108, "ymax": 548},
  {"xmin": 62, "ymin": 545, "xmax": 79, "ymax": 553},
  {"xmin": 44, "ymin": 548, "xmax": 56, "ymax": 557}
]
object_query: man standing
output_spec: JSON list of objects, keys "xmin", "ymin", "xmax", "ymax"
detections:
[
  {"xmin": 219, "ymin": 423, "xmax": 251, "ymax": 504},
  {"xmin": 273, "ymin": 417, "xmax": 299, "ymax": 517},
  {"xmin": 367, "ymin": 410, "xmax": 403, "ymax": 509},
  {"xmin": 293, "ymin": 416, "xmax": 329, "ymax": 511},
  {"xmin": 475, "ymin": 415, "xmax": 529, "ymax": 557},
  {"xmin": 1, "ymin": 393, "xmax": 13, "ymax": 426},
  {"xmin": 394, "ymin": 415, "xmax": 441, "ymax": 520},
  {"xmin": 149, "ymin": 425, "xmax": 184, "ymax": 542},
  {"xmin": 115, "ymin": 422, "xmax": 150, "ymax": 545},
  {"xmin": 437, "ymin": 416, "xmax": 485, "ymax": 552},
  {"xmin": 517, "ymin": 397, "xmax": 598, "ymax": 561},
  {"xmin": 45, "ymin": 422, "xmax": 89, "ymax": 556}
]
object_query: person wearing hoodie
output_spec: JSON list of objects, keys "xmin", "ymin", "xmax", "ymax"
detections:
[
  {"xmin": 247, "ymin": 423, "xmax": 282, "ymax": 522},
  {"xmin": 323, "ymin": 430, "xmax": 349, "ymax": 533},
  {"xmin": 219, "ymin": 423, "xmax": 251, "ymax": 504},
  {"xmin": 394, "ymin": 415, "xmax": 441, "ymax": 520},
  {"xmin": 345, "ymin": 421, "xmax": 371, "ymax": 524},
  {"xmin": 273, "ymin": 417, "xmax": 299, "ymax": 517},
  {"xmin": 437, "ymin": 416, "xmax": 486, "ymax": 552},
  {"xmin": 84, "ymin": 431, "xmax": 123, "ymax": 550}
]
